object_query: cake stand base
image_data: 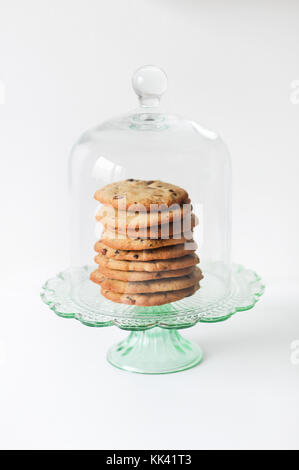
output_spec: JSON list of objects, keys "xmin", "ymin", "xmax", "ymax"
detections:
[{"xmin": 107, "ymin": 327, "xmax": 203, "ymax": 374}]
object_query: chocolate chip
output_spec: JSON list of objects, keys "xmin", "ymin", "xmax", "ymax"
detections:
[
  {"xmin": 156, "ymin": 272, "xmax": 162, "ymax": 277},
  {"xmin": 115, "ymin": 250, "xmax": 119, "ymax": 254},
  {"xmin": 133, "ymin": 254, "xmax": 139, "ymax": 259},
  {"xmin": 113, "ymin": 195, "xmax": 124, "ymax": 199},
  {"xmin": 126, "ymin": 296, "xmax": 136, "ymax": 304},
  {"xmin": 127, "ymin": 178, "xmax": 135, "ymax": 181},
  {"xmin": 101, "ymin": 248, "xmax": 107, "ymax": 255},
  {"xmin": 169, "ymin": 189, "xmax": 174, "ymax": 192},
  {"xmin": 146, "ymin": 180, "xmax": 154, "ymax": 185}
]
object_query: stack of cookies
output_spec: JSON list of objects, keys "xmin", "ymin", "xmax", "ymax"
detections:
[{"xmin": 90, "ymin": 179, "xmax": 203, "ymax": 306}]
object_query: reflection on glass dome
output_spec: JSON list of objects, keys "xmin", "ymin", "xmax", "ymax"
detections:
[{"xmin": 92, "ymin": 156, "xmax": 125, "ymax": 185}]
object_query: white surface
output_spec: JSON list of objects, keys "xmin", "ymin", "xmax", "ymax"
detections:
[{"xmin": 0, "ymin": 0, "xmax": 298, "ymax": 450}]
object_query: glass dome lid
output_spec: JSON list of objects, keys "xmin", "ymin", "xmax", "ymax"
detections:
[{"xmin": 67, "ymin": 64, "xmax": 232, "ymax": 311}]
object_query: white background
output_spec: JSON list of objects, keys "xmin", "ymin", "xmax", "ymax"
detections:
[{"xmin": 0, "ymin": 0, "xmax": 298, "ymax": 450}]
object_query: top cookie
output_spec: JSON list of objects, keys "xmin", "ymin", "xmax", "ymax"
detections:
[{"xmin": 94, "ymin": 179, "xmax": 189, "ymax": 211}]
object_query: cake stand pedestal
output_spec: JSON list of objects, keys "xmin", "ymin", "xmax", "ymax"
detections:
[
  {"xmin": 41, "ymin": 264, "xmax": 264, "ymax": 374},
  {"xmin": 107, "ymin": 327, "xmax": 203, "ymax": 374}
]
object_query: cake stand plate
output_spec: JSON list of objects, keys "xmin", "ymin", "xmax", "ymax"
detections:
[{"xmin": 41, "ymin": 264, "xmax": 264, "ymax": 374}]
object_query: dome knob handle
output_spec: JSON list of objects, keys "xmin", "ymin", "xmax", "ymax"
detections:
[{"xmin": 132, "ymin": 65, "xmax": 168, "ymax": 107}]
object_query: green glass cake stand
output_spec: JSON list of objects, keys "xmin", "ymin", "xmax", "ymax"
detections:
[{"xmin": 41, "ymin": 265, "xmax": 264, "ymax": 374}]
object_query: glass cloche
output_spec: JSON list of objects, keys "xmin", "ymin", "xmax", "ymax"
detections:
[
  {"xmin": 41, "ymin": 65, "xmax": 264, "ymax": 374},
  {"xmin": 69, "ymin": 65, "xmax": 231, "ymax": 295}
]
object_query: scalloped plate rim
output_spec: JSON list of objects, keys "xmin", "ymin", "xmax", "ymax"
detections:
[{"xmin": 40, "ymin": 264, "xmax": 265, "ymax": 329}]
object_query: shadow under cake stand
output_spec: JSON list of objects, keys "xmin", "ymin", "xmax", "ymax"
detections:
[{"xmin": 41, "ymin": 264, "xmax": 264, "ymax": 374}]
